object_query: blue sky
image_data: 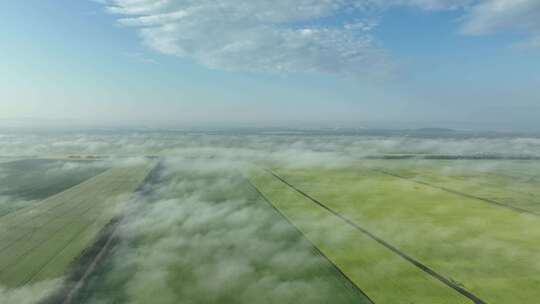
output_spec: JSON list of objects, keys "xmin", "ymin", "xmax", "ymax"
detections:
[{"xmin": 1, "ymin": 1, "xmax": 539, "ymax": 130}]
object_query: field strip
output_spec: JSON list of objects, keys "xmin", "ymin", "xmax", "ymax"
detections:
[
  {"xmin": 21, "ymin": 216, "xmax": 102, "ymax": 286},
  {"xmin": 246, "ymin": 178, "xmax": 375, "ymax": 304},
  {"xmin": 0, "ymin": 188, "xmax": 109, "ymax": 253},
  {"xmin": 0, "ymin": 170, "xmax": 134, "ymax": 245},
  {"xmin": 0, "ymin": 176, "xmax": 109, "ymax": 219},
  {"xmin": 0, "ymin": 199, "xmax": 105, "ymax": 276},
  {"xmin": 0, "ymin": 162, "xmax": 156, "ymax": 287},
  {"xmin": 267, "ymin": 169, "xmax": 487, "ymax": 304},
  {"xmin": 369, "ymin": 167, "xmax": 539, "ymax": 216},
  {"xmin": 0, "ymin": 169, "xmax": 113, "ymax": 220}
]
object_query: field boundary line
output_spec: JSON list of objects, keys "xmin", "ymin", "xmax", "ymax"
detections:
[
  {"xmin": 61, "ymin": 224, "xmax": 117, "ymax": 304},
  {"xmin": 245, "ymin": 177, "xmax": 375, "ymax": 304},
  {"xmin": 59, "ymin": 160, "xmax": 160, "ymax": 304},
  {"xmin": 268, "ymin": 169, "xmax": 487, "ymax": 304},
  {"xmin": 369, "ymin": 167, "xmax": 539, "ymax": 217}
]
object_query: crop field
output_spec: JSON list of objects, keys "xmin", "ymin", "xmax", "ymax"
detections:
[
  {"xmin": 0, "ymin": 160, "xmax": 155, "ymax": 291},
  {"xmin": 70, "ymin": 160, "xmax": 372, "ymax": 304},
  {"xmin": 1, "ymin": 132, "xmax": 539, "ymax": 304},
  {"xmin": 252, "ymin": 160, "xmax": 540, "ymax": 303},
  {"xmin": 364, "ymin": 159, "xmax": 540, "ymax": 214},
  {"xmin": 0, "ymin": 159, "xmax": 110, "ymax": 216}
]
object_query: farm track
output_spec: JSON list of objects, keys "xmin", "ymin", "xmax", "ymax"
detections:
[
  {"xmin": 268, "ymin": 169, "xmax": 487, "ymax": 304},
  {"xmin": 246, "ymin": 178, "xmax": 375, "ymax": 304},
  {"xmin": 369, "ymin": 168, "xmax": 540, "ymax": 217}
]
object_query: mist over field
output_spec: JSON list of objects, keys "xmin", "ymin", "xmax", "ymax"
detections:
[
  {"xmin": 1, "ymin": 129, "xmax": 540, "ymax": 303},
  {"xmin": 4, "ymin": 0, "xmax": 540, "ymax": 302},
  {"xmin": 1, "ymin": 130, "xmax": 540, "ymax": 160},
  {"xmin": 72, "ymin": 157, "xmax": 367, "ymax": 304}
]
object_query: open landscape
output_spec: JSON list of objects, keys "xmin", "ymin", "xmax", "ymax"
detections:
[
  {"xmin": 3, "ymin": 0, "xmax": 540, "ymax": 302},
  {"xmin": 0, "ymin": 130, "xmax": 539, "ymax": 303}
]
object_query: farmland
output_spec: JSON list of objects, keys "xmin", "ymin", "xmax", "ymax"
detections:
[
  {"xmin": 0, "ymin": 158, "xmax": 155, "ymax": 301},
  {"xmin": 0, "ymin": 159, "xmax": 109, "ymax": 209},
  {"xmin": 0, "ymin": 132, "xmax": 539, "ymax": 304},
  {"xmin": 252, "ymin": 160, "xmax": 540, "ymax": 303},
  {"xmin": 70, "ymin": 159, "xmax": 372, "ymax": 304}
]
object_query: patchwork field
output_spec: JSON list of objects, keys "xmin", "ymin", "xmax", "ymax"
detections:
[{"xmin": 251, "ymin": 160, "xmax": 540, "ymax": 303}]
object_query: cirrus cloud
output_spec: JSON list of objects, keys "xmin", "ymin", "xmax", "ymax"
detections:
[
  {"xmin": 102, "ymin": 0, "xmax": 540, "ymax": 79},
  {"xmin": 104, "ymin": 0, "xmax": 391, "ymax": 78}
]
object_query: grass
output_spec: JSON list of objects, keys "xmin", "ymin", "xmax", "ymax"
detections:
[
  {"xmin": 0, "ymin": 160, "xmax": 156, "ymax": 288},
  {"xmin": 256, "ymin": 161, "xmax": 540, "ymax": 303}
]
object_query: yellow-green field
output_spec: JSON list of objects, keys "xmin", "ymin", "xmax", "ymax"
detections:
[
  {"xmin": 251, "ymin": 160, "xmax": 540, "ymax": 303},
  {"xmin": 2, "ymin": 154, "xmax": 539, "ymax": 304}
]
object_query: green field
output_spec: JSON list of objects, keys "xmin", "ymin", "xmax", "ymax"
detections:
[
  {"xmin": 365, "ymin": 159, "xmax": 540, "ymax": 214},
  {"xmin": 0, "ymin": 160, "xmax": 155, "ymax": 288},
  {"xmin": 71, "ymin": 163, "xmax": 372, "ymax": 304},
  {"xmin": 0, "ymin": 159, "xmax": 109, "ymax": 217},
  {"xmin": 251, "ymin": 160, "xmax": 540, "ymax": 303},
  {"xmin": 1, "ymin": 152, "xmax": 539, "ymax": 304}
]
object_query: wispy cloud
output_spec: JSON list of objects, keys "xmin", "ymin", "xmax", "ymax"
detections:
[
  {"xmin": 101, "ymin": 0, "xmax": 539, "ymax": 79},
  {"xmin": 103, "ymin": 0, "xmax": 391, "ymax": 78},
  {"xmin": 460, "ymin": 0, "xmax": 540, "ymax": 48}
]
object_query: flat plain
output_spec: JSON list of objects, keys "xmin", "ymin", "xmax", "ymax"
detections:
[
  {"xmin": 1, "ymin": 152, "xmax": 539, "ymax": 304},
  {"xmin": 252, "ymin": 160, "xmax": 540, "ymax": 303}
]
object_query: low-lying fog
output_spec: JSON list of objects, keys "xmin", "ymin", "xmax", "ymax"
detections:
[{"xmin": 1, "ymin": 130, "xmax": 539, "ymax": 303}]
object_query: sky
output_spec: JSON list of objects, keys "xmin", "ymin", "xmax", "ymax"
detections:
[{"xmin": 0, "ymin": 0, "xmax": 539, "ymax": 130}]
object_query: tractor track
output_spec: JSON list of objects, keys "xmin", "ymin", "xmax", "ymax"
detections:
[
  {"xmin": 370, "ymin": 168, "xmax": 539, "ymax": 217},
  {"xmin": 268, "ymin": 169, "xmax": 487, "ymax": 304},
  {"xmin": 246, "ymin": 178, "xmax": 375, "ymax": 304}
]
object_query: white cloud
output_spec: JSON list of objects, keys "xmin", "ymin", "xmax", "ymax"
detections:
[
  {"xmin": 461, "ymin": 0, "xmax": 540, "ymax": 48},
  {"xmin": 104, "ymin": 0, "xmax": 391, "ymax": 78},
  {"xmin": 102, "ymin": 0, "xmax": 540, "ymax": 78}
]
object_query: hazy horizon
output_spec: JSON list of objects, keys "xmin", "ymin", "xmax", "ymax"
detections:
[{"xmin": 2, "ymin": 1, "xmax": 540, "ymax": 129}]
